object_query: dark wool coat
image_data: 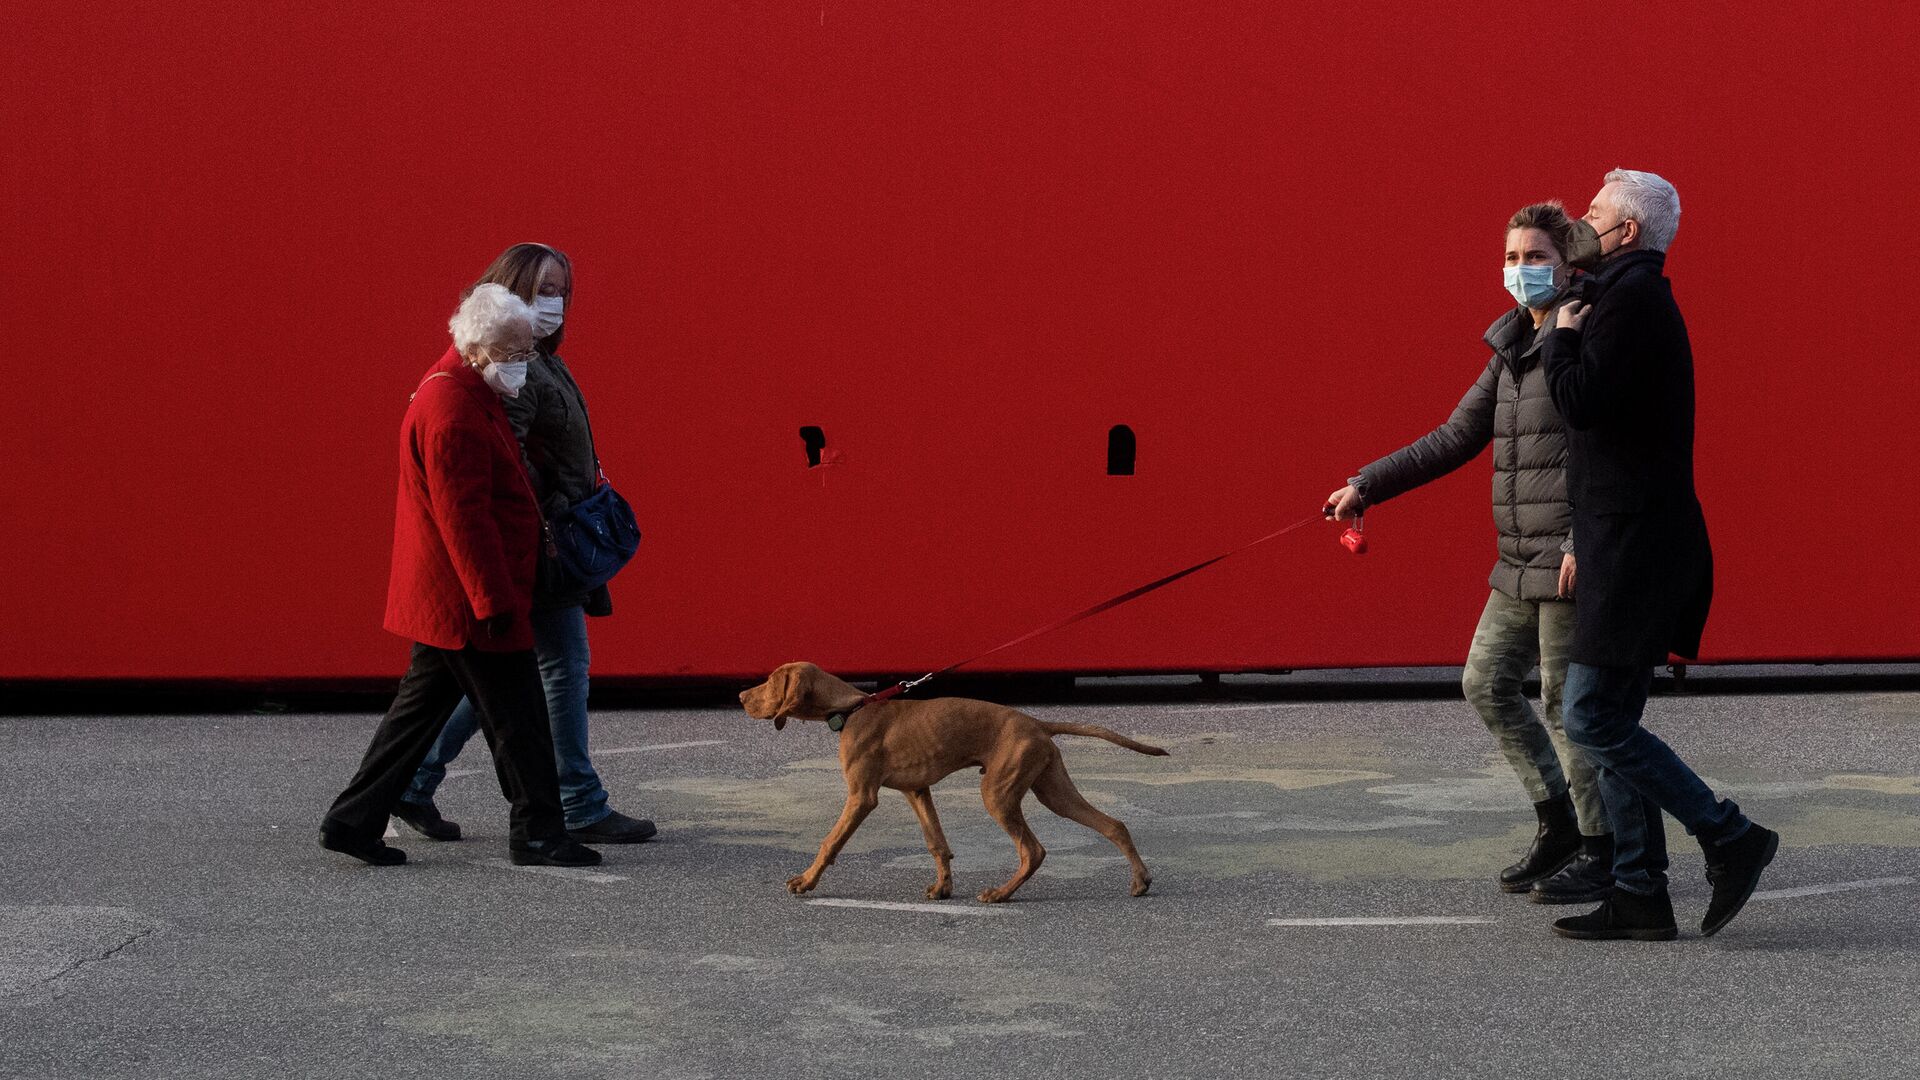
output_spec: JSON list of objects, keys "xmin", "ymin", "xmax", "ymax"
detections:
[
  {"xmin": 1355, "ymin": 303, "xmax": 1573, "ymax": 602},
  {"xmin": 1542, "ymin": 249, "xmax": 1713, "ymax": 667},
  {"xmin": 383, "ymin": 348, "xmax": 542, "ymax": 652},
  {"xmin": 506, "ymin": 350, "xmax": 613, "ymax": 615}
]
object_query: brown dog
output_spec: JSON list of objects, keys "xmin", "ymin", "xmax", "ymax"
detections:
[{"xmin": 739, "ymin": 662, "xmax": 1168, "ymax": 903}]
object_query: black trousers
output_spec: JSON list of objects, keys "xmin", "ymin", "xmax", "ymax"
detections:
[{"xmin": 323, "ymin": 642, "xmax": 566, "ymax": 845}]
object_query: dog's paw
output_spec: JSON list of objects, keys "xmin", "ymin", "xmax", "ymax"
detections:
[
  {"xmin": 976, "ymin": 888, "xmax": 1008, "ymax": 904},
  {"xmin": 786, "ymin": 874, "xmax": 818, "ymax": 895},
  {"xmin": 1130, "ymin": 877, "xmax": 1153, "ymax": 897},
  {"xmin": 925, "ymin": 882, "xmax": 952, "ymax": 900}
]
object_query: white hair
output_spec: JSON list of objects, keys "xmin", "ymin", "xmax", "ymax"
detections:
[
  {"xmin": 1603, "ymin": 167, "xmax": 1681, "ymax": 252},
  {"xmin": 448, "ymin": 282, "xmax": 534, "ymax": 356}
]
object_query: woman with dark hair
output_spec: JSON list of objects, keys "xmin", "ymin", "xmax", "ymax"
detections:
[
  {"xmin": 1322, "ymin": 202, "xmax": 1612, "ymax": 904},
  {"xmin": 392, "ymin": 243, "xmax": 656, "ymax": 847}
]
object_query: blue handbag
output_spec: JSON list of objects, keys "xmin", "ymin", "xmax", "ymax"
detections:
[{"xmin": 550, "ymin": 482, "xmax": 641, "ymax": 592}]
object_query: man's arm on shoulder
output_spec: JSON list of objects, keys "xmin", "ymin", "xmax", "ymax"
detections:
[{"xmin": 1544, "ymin": 274, "xmax": 1658, "ymax": 428}]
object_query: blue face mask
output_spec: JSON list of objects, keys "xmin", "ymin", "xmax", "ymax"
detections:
[{"xmin": 1503, "ymin": 264, "xmax": 1562, "ymax": 309}]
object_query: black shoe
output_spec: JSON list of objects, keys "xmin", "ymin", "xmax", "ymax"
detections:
[
  {"xmin": 1500, "ymin": 793, "xmax": 1581, "ymax": 893},
  {"xmin": 1701, "ymin": 824, "xmax": 1780, "ymax": 937},
  {"xmin": 319, "ymin": 828, "xmax": 406, "ymax": 866},
  {"xmin": 391, "ymin": 799, "xmax": 462, "ymax": 841},
  {"xmin": 1531, "ymin": 834, "xmax": 1615, "ymax": 905},
  {"xmin": 1551, "ymin": 887, "xmax": 1678, "ymax": 942},
  {"xmin": 566, "ymin": 810, "xmax": 658, "ymax": 845},
  {"xmin": 510, "ymin": 837, "xmax": 603, "ymax": 867}
]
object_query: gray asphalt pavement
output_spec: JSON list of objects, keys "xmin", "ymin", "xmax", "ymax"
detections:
[{"xmin": 4, "ymin": 681, "xmax": 1918, "ymax": 1079}]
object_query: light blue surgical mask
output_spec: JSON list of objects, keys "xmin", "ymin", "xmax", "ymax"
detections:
[{"xmin": 1503, "ymin": 264, "xmax": 1562, "ymax": 309}]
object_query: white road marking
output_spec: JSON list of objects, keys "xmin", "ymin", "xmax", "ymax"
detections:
[
  {"xmin": 596, "ymin": 740, "xmax": 727, "ymax": 756},
  {"xmin": 807, "ymin": 898, "xmax": 1015, "ymax": 916},
  {"xmin": 1166, "ymin": 703, "xmax": 1313, "ymax": 714},
  {"xmin": 1750, "ymin": 876, "xmax": 1916, "ymax": 901},
  {"xmin": 478, "ymin": 858, "xmax": 630, "ymax": 884},
  {"xmin": 1265, "ymin": 916, "xmax": 1496, "ymax": 927},
  {"xmin": 434, "ymin": 744, "xmax": 719, "ymax": 787},
  {"xmin": 382, "ymin": 823, "xmax": 399, "ymax": 839}
]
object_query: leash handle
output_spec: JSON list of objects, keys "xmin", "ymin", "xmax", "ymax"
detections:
[{"xmin": 1322, "ymin": 499, "xmax": 1368, "ymax": 555}]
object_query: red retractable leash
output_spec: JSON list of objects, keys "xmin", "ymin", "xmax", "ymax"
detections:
[
  {"xmin": 836, "ymin": 504, "xmax": 1374, "ymax": 717},
  {"xmin": 1322, "ymin": 502, "xmax": 1368, "ymax": 555}
]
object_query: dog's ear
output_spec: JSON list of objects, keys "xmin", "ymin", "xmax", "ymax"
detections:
[{"xmin": 769, "ymin": 663, "xmax": 810, "ymax": 729}]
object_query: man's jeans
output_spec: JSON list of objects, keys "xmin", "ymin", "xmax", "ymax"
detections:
[
  {"xmin": 403, "ymin": 605, "xmax": 612, "ymax": 830},
  {"xmin": 1563, "ymin": 661, "xmax": 1750, "ymax": 894}
]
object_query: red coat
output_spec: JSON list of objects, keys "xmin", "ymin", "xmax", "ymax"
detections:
[{"xmin": 383, "ymin": 348, "xmax": 542, "ymax": 652}]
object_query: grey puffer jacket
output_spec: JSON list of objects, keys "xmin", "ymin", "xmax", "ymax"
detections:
[
  {"xmin": 504, "ymin": 350, "xmax": 614, "ymax": 615},
  {"xmin": 1351, "ymin": 304, "xmax": 1573, "ymax": 602}
]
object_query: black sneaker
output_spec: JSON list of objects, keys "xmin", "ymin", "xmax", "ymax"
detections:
[
  {"xmin": 1551, "ymin": 887, "xmax": 1678, "ymax": 942},
  {"xmin": 566, "ymin": 809, "xmax": 658, "ymax": 845},
  {"xmin": 391, "ymin": 799, "xmax": 462, "ymax": 842},
  {"xmin": 510, "ymin": 837, "xmax": 603, "ymax": 867},
  {"xmin": 319, "ymin": 828, "xmax": 406, "ymax": 866},
  {"xmin": 1701, "ymin": 824, "xmax": 1780, "ymax": 937}
]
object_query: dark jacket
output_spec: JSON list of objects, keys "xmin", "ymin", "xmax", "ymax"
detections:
[
  {"xmin": 1542, "ymin": 249, "xmax": 1712, "ymax": 667},
  {"xmin": 505, "ymin": 350, "xmax": 614, "ymax": 615},
  {"xmin": 384, "ymin": 349, "xmax": 540, "ymax": 652},
  {"xmin": 1354, "ymin": 304, "xmax": 1573, "ymax": 602}
]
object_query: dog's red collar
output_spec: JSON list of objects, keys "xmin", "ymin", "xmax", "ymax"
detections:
[{"xmin": 827, "ymin": 683, "xmax": 908, "ymax": 733}]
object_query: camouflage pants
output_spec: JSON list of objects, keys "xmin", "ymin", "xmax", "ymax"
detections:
[{"xmin": 1461, "ymin": 589, "xmax": 1607, "ymax": 835}]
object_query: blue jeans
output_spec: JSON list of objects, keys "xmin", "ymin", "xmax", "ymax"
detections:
[
  {"xmin": 1563, "ymin": 662, "xmax": 1749, "ymax": 895},
  {"xmin": 403, "ymin": 605, "xmax": 612, "ymax": 830}
]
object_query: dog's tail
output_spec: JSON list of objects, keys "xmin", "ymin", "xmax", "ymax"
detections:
[{"xmin": 1040, "ymin": 722, "xmax": 1170, "ymax": 756}]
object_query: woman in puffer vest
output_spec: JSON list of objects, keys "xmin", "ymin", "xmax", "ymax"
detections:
[{"xmin": 1323, "ymin": 202, "xmax": 1612, "ymax": 905}]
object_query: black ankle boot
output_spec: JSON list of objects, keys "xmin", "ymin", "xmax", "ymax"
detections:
[
  {"xmin": 1530, "ymin": 833, "xmax": 1614, "ymax": 904},
  {"xmin": 1552, "ymin": 886, "xmax": 1678, "ymax": 942},
  {"xmin": 1499, "ymin": 793, "xmax": 1581, "ymax": 893},
  {"xmin": 391, "ymin": 799, "xmax": 462, "ymax": 842},
  {"xmin": 1701, "ymin": 824, "xmax": 1780, "ymax": 937}
]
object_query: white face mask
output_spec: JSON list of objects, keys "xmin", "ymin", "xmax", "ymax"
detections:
[
  {"xmin": 482, "ymin": 359, "xmax": 529, "ymax": 398},
  {"xmin": 532, "ymin": 295, "xmax": 565, "ymax": 338}
]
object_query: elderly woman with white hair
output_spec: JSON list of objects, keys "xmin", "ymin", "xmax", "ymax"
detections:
[
  {"xmin": 394, "ymin": 243, "xmax": 656, "ymax": 848},
  {"xmin": 319, "ymin": 283, "xmax": 600, "ymax": 869}
]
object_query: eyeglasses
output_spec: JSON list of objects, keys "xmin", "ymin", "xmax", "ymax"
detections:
[{"xmin": 496, "ymin": 347, "xmax": 540, "ymax": 364}]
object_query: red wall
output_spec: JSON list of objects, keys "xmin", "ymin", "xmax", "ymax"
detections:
[{"xmin": 5, "ymin": 2, "xmax": 1916, "ymax": 680}]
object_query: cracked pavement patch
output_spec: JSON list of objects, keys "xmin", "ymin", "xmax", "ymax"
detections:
[{"xmin": 0, "ymin": 907, "xmax": 159, "ymax": 1002}]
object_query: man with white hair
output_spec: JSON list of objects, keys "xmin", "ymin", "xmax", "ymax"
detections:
[{"xmin": 1541, "ymin": 169, "xmax": 1778, "ymax": 941}]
